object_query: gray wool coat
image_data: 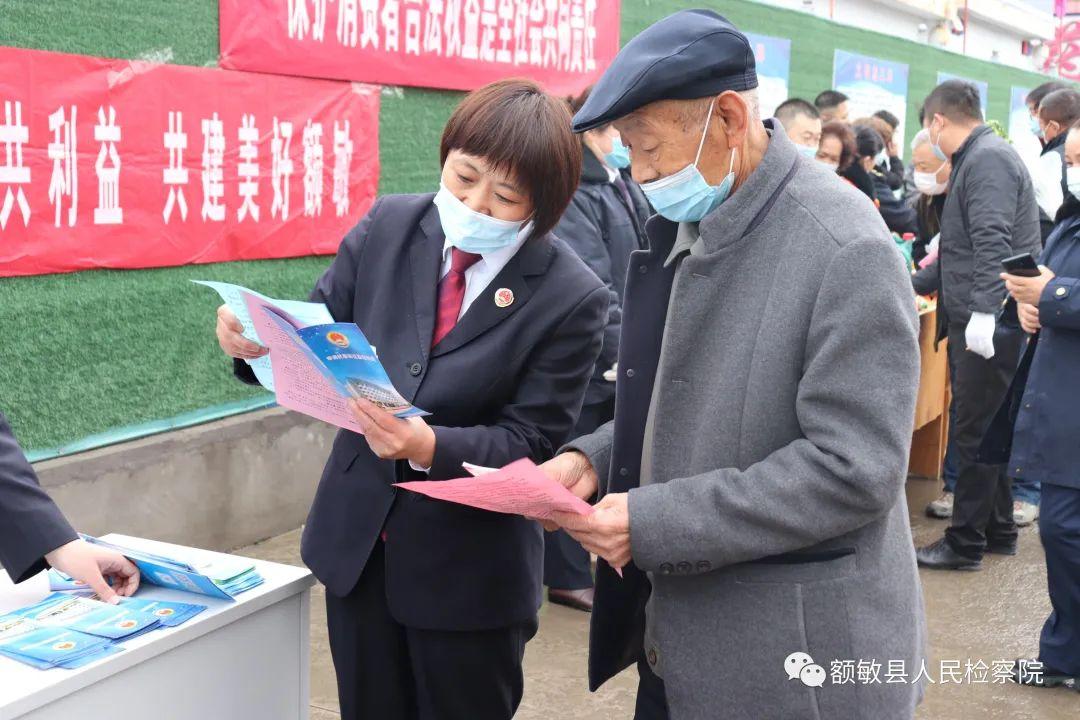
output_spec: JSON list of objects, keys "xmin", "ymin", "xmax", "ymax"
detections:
[{"xmin": 569, "ymin": 124, "xmax": 926, "ymax": 719}]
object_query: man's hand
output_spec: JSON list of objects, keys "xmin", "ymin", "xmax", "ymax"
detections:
[
  {"xmin": 1018, "ymin": 302, "xmax": 1041, "ymax": 334},
  {"xmin": 350, "ymin": 399, "xmax": 436, "ymax": 467},
  {"xmin": 536, "ymin": 451, "xmax": 599, "ymax": 530},
  {"xmin": 216, "ymin": 305, "xmax": 268, "ymax": 360},
  {"xmin": 552, "ymin": 493, "xmax": 631, "ymax": 570},
  {"xmin": 1001, "ymin": 266, "xmax": 1056, "ymax": 306},
  {"xmin": 965, "ymin": 311, "xmax": 996, "ymax": 359},
  {"xmin": 45, "ymin": 539, "xmax": 140, "ymax": 604}
]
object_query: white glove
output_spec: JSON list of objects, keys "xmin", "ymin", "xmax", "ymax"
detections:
[{"xmin": 965, "ymin": 311, "xmax": 996, "ymax": 359}]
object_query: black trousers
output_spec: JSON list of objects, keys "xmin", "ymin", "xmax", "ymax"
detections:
[
  {"xmin": 542, "ymin": 396, "xmax": 614, "ymax": 590},
  {"xmin": 325, "ymin": 540, "xmax": 538, "ymax": 720},
  {"xmin": 944, "ymin": 323, "xmax": 1022, "ymax": 558},
  {"xmin": 635, "ymin": 656, "xmax": 671, "ymax": 720},
  {"xmin": 1039, "ymin": 483, "xmax": 1080, "ymax": 675}
]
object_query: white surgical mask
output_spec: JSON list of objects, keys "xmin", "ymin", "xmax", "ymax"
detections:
[
  {"xmin": 1067, "ymin": 166, "xmax": 1080, "ymax": 200},
  {"xmin": 818, "ymin": 158, "xmax": 839, "ymax": 172},
  {"xmin": 914, "ymin": 163, "xmax": 948, "ymax": 196}
]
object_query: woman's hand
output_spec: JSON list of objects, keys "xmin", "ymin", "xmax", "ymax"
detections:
[
  {"xmin": 350, "ymin": 399, "xmax": 436, "ymax": 467},
  {"xmin": 1018, "ymin": 302, "xmax": 1041, "ymax": 335},
  {"xmin": 1001, "ymin": 266, "xmax": 1055, "ymax": 306},
  {"xmin": 216, "ymin": 305, "xmax": 268, "ymax": 360}
]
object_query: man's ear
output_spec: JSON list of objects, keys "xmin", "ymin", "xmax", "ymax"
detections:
[{"xmin": 715, "ymin": 91, "xmax": 748, "ymax": 147}]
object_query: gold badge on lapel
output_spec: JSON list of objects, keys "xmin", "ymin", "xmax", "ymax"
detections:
[{"xmin": 494, "ymin": 288, "xmax": 514, "ymax": 308}]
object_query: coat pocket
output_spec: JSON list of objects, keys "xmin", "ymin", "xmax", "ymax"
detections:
[{"xmin": 732, "ymin": 549, "xmax": 857, "ymax": 584}]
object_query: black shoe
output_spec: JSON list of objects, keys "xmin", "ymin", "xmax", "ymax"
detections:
[
  {"xmin": 1010, "ymin": 658, "xmax": 1078, "ymax": 689},
  {"xmin": 547, "ymin": 587, "xmax": 594, "ymax": 612},
  {"xmin": 916, "ymin": 538, "xmax": 982, "ymax": 570},
  {"xmin": 985, "ymin": 538, "xmax": 1018, "ymax": 556}
]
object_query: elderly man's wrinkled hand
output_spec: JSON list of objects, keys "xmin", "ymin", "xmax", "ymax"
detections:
[
  {"xmin": 536, "ymin": 452, "xmax": 599, "ymax": 531},
  {"xmin": 552, "ymin": 493, "xmax": 632, "ymax": 570},
  {"xmin": 1001, "ymin": 266, "xmax": 1055, "ymax": 306},
  {"xmin": 1018, "ymin": 302, "xmax": 1041, "ymax": 334}
]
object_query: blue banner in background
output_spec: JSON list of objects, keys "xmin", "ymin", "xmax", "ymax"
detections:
[
  {"xmin": 745, "ymin": 33, "xmax": 791, "ymax": 118},
  {"xmin": 936, "ymin": 72, "xmax": 989, "ymax": 119},
  {"xmin": 832, "ymin": 50, "xmax": 910, "ymax": 157}
]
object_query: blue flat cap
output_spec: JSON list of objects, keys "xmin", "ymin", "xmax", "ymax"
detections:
[{"xmin": 573, "ymin": 9, "xmax": 758, "ymax": 132}]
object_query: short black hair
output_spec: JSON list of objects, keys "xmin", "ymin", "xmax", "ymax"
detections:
[
  {"xmin": 1039, "ymin": 88, "xmax": 1080, "ymax": 128},
  {"xmin": 774, "ymin": 98, "xmax": 820, "ymax": 127},
  {"xmin": 1027, "ymin": 81, "xmax": 1069, "ymax": 109},
  {"xmin": 853, "ymin": 124, "xmax": 884, "ymax": 159},
  {"xmin": 815, "ymin": 90, "xmax": 849, "ymax": 111},
  {"xmin": 917, "ymin": 104, "xmax": 925, "ymax": 127},
  {"xmin": 873, "ymin": 109, "xmax": 900, "ymax": 130},
  {"xmin": 922, "ymin": 80, "xmax": 983, "ymax": 124}
]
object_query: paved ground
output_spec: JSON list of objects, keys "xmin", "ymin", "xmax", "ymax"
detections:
[{"xmin": 241, "ymin": 477, "xmax": 1080, "ymax": 719}]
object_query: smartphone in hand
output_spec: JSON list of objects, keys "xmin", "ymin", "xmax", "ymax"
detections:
[{"xmin": 1001, "ymin": 252, "xmax": 1040, "ymax": 278}]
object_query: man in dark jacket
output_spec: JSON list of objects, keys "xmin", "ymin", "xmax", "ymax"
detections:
[
  {"xmin": 984, "ymin": 122, "xmax": 1080, "ymax": 688},
  {"xmin": 0, "ymin": 411, "xmax": 139, "ymax": 600},
  {"xmin": 915, "ymin": 80, "xmax": 1042, "ymax": 571}
]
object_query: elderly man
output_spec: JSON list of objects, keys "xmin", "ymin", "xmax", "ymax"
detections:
[{"xmin": 543, "ymin": 10, "xmax": 925, "ymax": 719}]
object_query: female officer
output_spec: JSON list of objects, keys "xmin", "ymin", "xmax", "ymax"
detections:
[
  {"xmin": 215, "ymin": 79, "xmax": 608, "ymax": 720},
  {"xmin": 543, "ymin": 86, "xmax": 650, "ymax": 612}
]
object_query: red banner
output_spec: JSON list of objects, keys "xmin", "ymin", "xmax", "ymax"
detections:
[
  {"xmin": 0, "ymin": 46, "xmax": 380, "ymax": 278},
  {"xmin": 219, "ymin": 0, "xmax": 620, "ymax": 96}
]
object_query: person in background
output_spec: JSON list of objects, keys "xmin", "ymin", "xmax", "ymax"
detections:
[
  {"xmin": 1033, "ymin": 89, "xmax": 1080, "ymax": 242},
  {"xmin": 984, "ymin": 118, "xmax": 1080, "ymax": 692},
  {"xmin": 216, "ymin": 79, "xmax": 608, "ymax": 720},
  {"xmin": 774, "ymin": 98, "xmax": 822, "ymax": 157},
  {"xmin": 856, "ymin": 116, "xmax": 918, "ymax": 235},
  {"xmin": 0, "ymin": 410, "xmax": 140, "ymax": 602},
  {"xmin": 842, "ymin": 123, "xmax": 883, "ymax": 202},
  {"xmin": 1026, "ymin": 82, "xmax": 1070, "ymax": 239},
  {"xmin": 816, "ymin": 119, "xmax": 857, "ymax": 174},
  {"xmin": 544, "ymin": 87, "xmax": 652, "ymax": 613},
  {"xmin": 873, "ymin": 109, "xmax": 906, "ymax": 190},
  {"xmin": 908, "ymin": 127, "xmax": 961, "ymax": 519},
  {"xmin": 914, "ymin": 80, "xmax": 1041, "ymax": 571},
  {"xmin": 814, "ymin": 89, "xmax": 850, "ymax": 123}
]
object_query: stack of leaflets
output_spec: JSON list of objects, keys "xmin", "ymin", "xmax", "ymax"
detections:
[
  {"xmin": 0, "ymin": 615, "xmax": 120, "ymax": 670},
  {"xmin": 81, "ymin": 535, "xmax": 264, "ymax": 601},
  {"xmin": 64, "ymin": 590, "xmax": 207, "ymax": 628},
  {"xmin": 11, "ymin": 593, "xmax": 160, "ymax": 642}
]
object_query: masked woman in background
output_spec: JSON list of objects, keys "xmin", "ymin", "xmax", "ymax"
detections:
[
  {"xmin": 214, "ymin": 79, "xmax": 608, "ymax": 720},
  {"xmin": 541, "ymin": 87, "xmax": 652, "ymax": 612}
]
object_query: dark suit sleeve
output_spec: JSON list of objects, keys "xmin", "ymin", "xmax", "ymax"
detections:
[
  {"xmin": 231, "ymin": 198, "xmax": 384, "ymax": 385},
  {"xmin": 0, "ymin": 412, "xmax": 77, "ymax": 583},
  {"xmin": 426, "ymin": 285, "xmax": 609, "ymax": 480},
  {"xmin": 554, "ymin": 194, "xmax": 622, "ymax": 371}
]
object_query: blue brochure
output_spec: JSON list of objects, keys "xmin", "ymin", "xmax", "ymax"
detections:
[
  {"xmin": 0, "ymin": 615, "xmax": 115, "ymax": 669},
  {"xmin": 262, "ymin": 307, "xmax": 428, "ymax": 419},
  {"xmin": 72, "ymin": 592, "xmax": 207, "ymax": 628},
  {"xmin": 13, "ymin": 593, "xmax": 160, "ymax": 641}
]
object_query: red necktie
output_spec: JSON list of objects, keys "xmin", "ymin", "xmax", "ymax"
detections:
[{"xmin": 432, "ymin": 248, "xmax": 482, "ymax": 347}]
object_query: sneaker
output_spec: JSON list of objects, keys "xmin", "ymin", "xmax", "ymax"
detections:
[
  {"xmin": 1014, "ymin": 500, "xmax": 1039, "ymax": 527},
  {"xmin": 926, "ymin": 491, "xmax": 954, "ymax": 519}
]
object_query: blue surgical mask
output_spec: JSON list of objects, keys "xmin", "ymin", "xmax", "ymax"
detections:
[
  {"xmin": 604, "ymin": 137, "xmax": 632, "ymax": 169},
  {"xmin": 930, "ymin": 120, "xmax": 948, "ymax": 162},
  {"xmin": 433, "ymin": 183, "xmax": 525, "ymax": 254},
  {"xmin": 797, "ymin": 143, "xmax": 818, "ymax": 159},
  {"xmin": 641, "ymin": 98, "xmax": 735, "ymax": 223},
  {"xmin": 1030, "ymin": 114, "xmax": 1045, "ymax": 139}
]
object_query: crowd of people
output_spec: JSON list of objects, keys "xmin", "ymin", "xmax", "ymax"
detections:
[{"xmin": 3, "ymin": 8, "xmax": 1079, "ymax": 719}]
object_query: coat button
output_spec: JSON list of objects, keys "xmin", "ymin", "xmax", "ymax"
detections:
[
  {"xmin": 696, "ymin": 560, "xmax": 712, "ymax": 573},
  {"xmin": 677, "ymin": 561, "xmax": 692, "ymax": 574},
  {"xmin": 647, "ymin": 648, "xmax": 658, "ymax": 666},
  {"xmin": 409, "ymin": 362, "xmax": 423, "ymax": 376},
  {"xmin": 1015, "ymin": 467, "xmax": 1022, "ymax": 474},
  {"xmin": 638, "ymin": 265, "xmax": 648, "ymax": 274},
  {"xmin": 1056, "ymin": 286, "xmax": 1067, "ymax": 298},
  {"xmin": 659, "ymin": 562, "xmax": 674, "ymax": 575},
  {"xmin": 619, "ymin": 467, "xmax": 629, "ymax": 477},
  {"xmin": 625, "ymin": 368, "xmax": 635, "ymax": 378}
]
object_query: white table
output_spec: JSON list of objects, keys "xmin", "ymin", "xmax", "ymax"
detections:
[{"xmin": 0, "ymin": 534, "xmax": 315, "ymax": 720}]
